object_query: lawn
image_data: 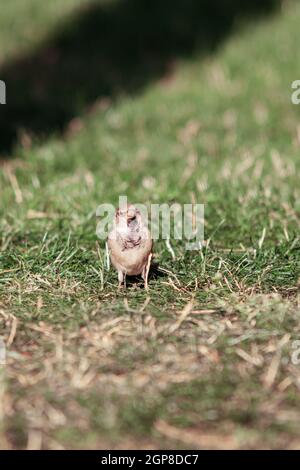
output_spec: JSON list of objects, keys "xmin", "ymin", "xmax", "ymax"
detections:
[{"xmin": 1, "ymin": 0, "xmax": 300, "ymax": 449}]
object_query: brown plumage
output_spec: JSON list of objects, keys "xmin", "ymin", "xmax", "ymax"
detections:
[{"xmin": 108, "ymin": 204, "xmax": 152, "ymax": 288}]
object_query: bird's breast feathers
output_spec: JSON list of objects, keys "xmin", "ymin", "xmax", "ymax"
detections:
[{"xmin": 108, "ymin": 231, "xmax": 152, "ymax": 275}]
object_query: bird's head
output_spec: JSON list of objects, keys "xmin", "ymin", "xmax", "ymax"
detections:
[{"xmin": 116, "ymin": 204, "xmax": 142, "ymax": 228}]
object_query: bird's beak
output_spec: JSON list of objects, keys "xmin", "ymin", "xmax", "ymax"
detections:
[{"xmin": 127, "ymin": 210, "xmax": 136, "ymax": 222}]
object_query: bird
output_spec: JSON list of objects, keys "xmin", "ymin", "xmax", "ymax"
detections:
[{"xmin": 108, "ymin": 203, "xmax": 152, "ymax": 289}]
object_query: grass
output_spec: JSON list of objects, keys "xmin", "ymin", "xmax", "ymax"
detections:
[{"xmin": 1, "ymin": 0, "xmax": 300, "ymax": 449}]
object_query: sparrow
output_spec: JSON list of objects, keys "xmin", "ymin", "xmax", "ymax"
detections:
[{"xmin": 108, "ymin": 204, "xmax": 153, "ymax": 289}]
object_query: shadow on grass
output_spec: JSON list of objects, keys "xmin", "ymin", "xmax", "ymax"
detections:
[
  {"xmin": 0, "ymin": 0, "xmax": 281, "ymax": 155},
  {"xmin": 123, "ymin": 261, "xmax": 167, "ymax": 289}
]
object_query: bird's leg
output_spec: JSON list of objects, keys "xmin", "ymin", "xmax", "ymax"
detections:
[
  {"xmin": 142, "ymin": 253, "xmax": 152, "ymax": 290},
  {"xmin": 118, "ymin": 270, "xmax": 124, "ymax": 289}
]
